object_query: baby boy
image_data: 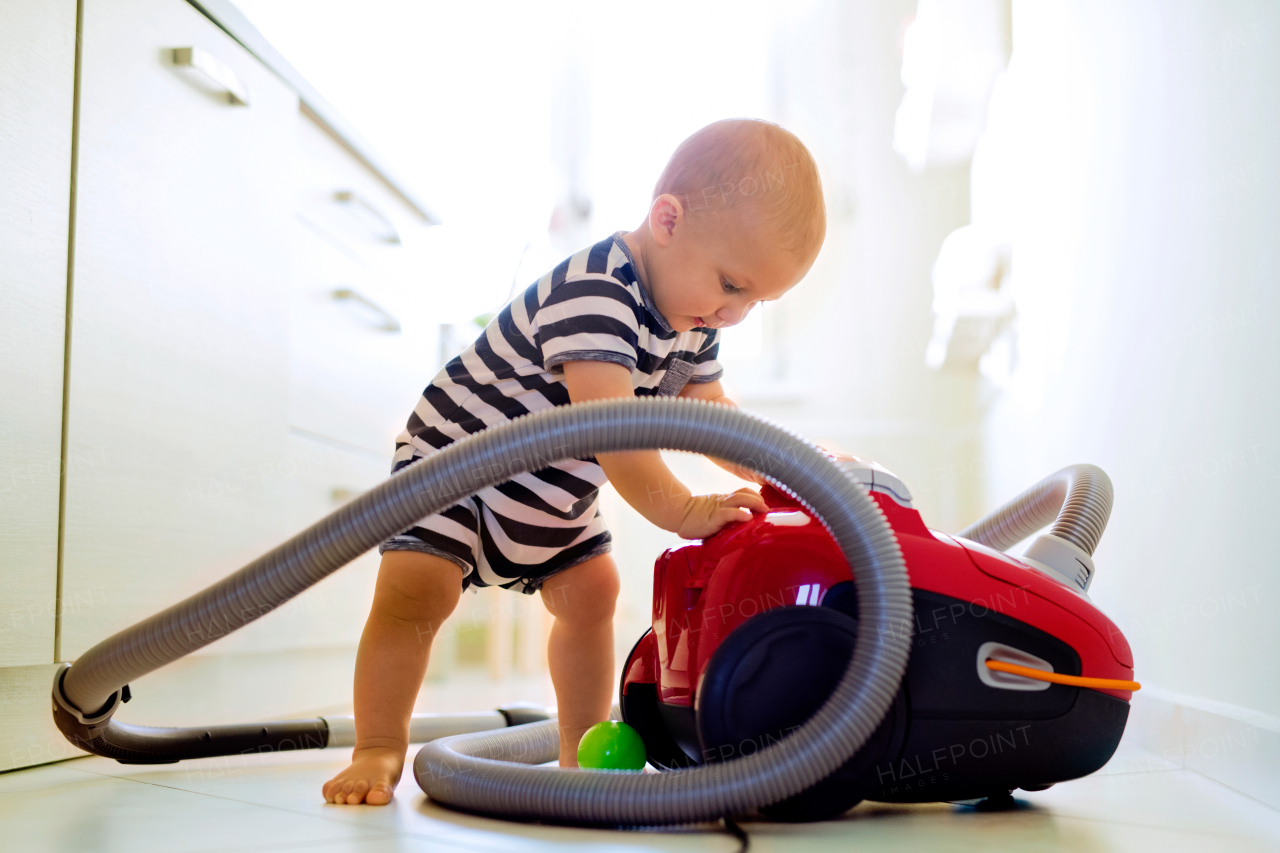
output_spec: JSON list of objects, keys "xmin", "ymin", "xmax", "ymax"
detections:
[{"xmin": 323, "ymin": 118, "xmax": 826, "ymax": 804}]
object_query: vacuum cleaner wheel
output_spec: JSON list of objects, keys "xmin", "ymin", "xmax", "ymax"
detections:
[
  {"xmin": 619, "ymin": 630, "xmax": 696, "ymax": 770},
  {"xmin": 697, "ymin": 605, "xmax": 905, "ymax": 822}
]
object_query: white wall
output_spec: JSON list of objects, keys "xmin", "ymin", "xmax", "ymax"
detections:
[
  {"xmin": 742, "ymin": 0, "xmax": 985, "ymax": 535},
  {"xmin": 982, "ymin": 0, "xmax": 1280, "ymax": 716}
]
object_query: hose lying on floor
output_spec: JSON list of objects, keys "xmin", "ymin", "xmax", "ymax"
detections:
[{"xmin": 54, "ymin": 398, "xmax": 913, "ymax": 826}]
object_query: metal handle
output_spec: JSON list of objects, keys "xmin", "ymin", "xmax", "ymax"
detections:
[
  {"xmin": 172, "ymin": 47, "xmax": 250, "ymax": 106},
  {"xmin": 334, "ymin": 191, "xmax": 401, "ymax": 244},
  {"xmin": 331, "ymin": 288, "xmax": 400, "ymax": 333}
]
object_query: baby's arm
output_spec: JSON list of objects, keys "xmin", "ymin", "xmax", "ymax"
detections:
[
  {"xmin": 561, "ymin": 361, "xmax": 767, "ymax": 539},
  {"xmin": 681, "ymin": 380, "xmax": 860, "ymax": 474},
  {"xmin": 677, "ymin": 379, "xmax": 767, "ymax": 484}
]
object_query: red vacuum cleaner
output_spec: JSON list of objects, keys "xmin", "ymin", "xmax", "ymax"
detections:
[{"xmin": 620, "ymin": 457, "xmax": 1137, "ymax": 821}]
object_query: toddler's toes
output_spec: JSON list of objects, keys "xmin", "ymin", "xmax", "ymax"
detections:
[{"xmin": 322, "ymin": 748, "xmax": 403, "ymax": 806}]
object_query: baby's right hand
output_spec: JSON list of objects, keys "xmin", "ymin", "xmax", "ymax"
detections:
[{"xmin": 676, "ymin": 488, "xmax": 768, "ymax": 540}]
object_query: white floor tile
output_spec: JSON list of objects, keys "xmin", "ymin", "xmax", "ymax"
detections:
[
  {"xmin": 1025, "ymin": 767, "xmax": 1280, "ymax": 845},
  {"xmin": 64, "ymin": 750, "xmax": 724, "ymax": 853},
  {"xmin": 5, "ymin": 686, "xmax": 1277, "ymax": 853},
  {"xmin": 0, "ymin": 765, "xmax": 392, "ymax": 853},
  {"xmin": 742, "ymin": 803, "xmax": 1263, "ymax": 853}
]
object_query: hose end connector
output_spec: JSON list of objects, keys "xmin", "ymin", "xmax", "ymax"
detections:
[
  {"xmin": 1019, "ymin": 533, "xmax": 1096, "ymax": 593},
  {"xmin": 52, "ymin": 663, "xmax": 124, "ymax": 727}
]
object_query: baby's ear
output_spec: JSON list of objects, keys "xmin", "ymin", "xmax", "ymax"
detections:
[{"xmin": 650, "ymin": 194, "xmax": 684, "ymax": 243}]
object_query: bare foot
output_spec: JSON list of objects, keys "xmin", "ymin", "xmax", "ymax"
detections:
[
  {"xmin": 323, "ymin": 746, "xmax": 404, "ymax": 805},
  {"xmin": 558, "ymin": 722, "xmax": 592, "ymax": 768}
]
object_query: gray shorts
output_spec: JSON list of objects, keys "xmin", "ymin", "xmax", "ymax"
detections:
[{"xmin": 379, "ymin": 487, "xmax": 612, "ymax": 595}]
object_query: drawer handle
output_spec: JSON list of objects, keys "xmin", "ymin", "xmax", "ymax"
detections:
[
  {"xmin": 172, "ymin": 47, "xmax": 250, "ymax": 106},
  {"xmin": 332, "ymin": 288, "xmax": 401, "ymax": 333},
  {"xmin": 335, "ymin": 191, "xmax": 401, "ymax": 244}
]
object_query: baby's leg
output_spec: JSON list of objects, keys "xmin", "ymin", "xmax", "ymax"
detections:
[
  {"xmin": 539, "ymin": 553, "xmax": 621, "ymax": 767},
  {"xmin": 323, "ymin": 550, "xmax": 463, "ymax": 805}
]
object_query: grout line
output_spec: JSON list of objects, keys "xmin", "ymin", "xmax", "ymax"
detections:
[
  {"xmin": 63, "ymin": 765, "xmax": 508, "ymax": 853},
  {"xmin": 1012, "ymin": 807, "xmax": 1280, "ymax": 845},
  {"xmin": 196, "ymin": 833, "xmax": 404, "ymax": 853},
  {"xmin": 65, "ymin": 761, "xmax": 720, "ymax": 853},
  {"xmin": 740, "ymin": 798, "xmax": 1277, "ymax": 845},
  {"xmin": 53, "ymin": 0, "xmax": 86, "ymax": 666},
  {"xmin": 1005, "ymin": 779, "xmax": 1280, "ymax": 842},
  {"xmin": 1091, "ymin": 766, "xmax": 1184, "ymax": 778},
  {"xmin": 1182, "ymin": 764, "xmax": 1280, "ymax": 816},
  {"xmin": 42, "ymin": 759, "xmax": 1280, "ymax": 849}
]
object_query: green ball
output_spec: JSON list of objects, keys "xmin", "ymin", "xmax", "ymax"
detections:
[{"xmin": 577, "ymin": 720, "xmax": 647, "ymax": 771}]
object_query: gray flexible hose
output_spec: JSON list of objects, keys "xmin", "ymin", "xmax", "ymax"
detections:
[
  {"xmin": 59, "ymin": 399, "xmax": 911, "ymax": 827},
  {"xmin": 408, "ymin": 413, "xmax": 912, "ymax": 824},
  {"xmin": 957, "ymin": 464, "xmax": 1113, "ymax": 555}
]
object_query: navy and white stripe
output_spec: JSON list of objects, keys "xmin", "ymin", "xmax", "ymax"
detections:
[{"xmin": 382, "ymin": 232, "xmax": 722, "ymax": 593}]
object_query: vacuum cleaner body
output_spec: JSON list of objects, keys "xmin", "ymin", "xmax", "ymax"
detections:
[{"xmin": 621, "ymin": 464, "xmax": 1134, "ymax": 819}]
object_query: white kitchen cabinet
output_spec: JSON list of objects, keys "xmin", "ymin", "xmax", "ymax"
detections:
[
  {"xmin": 0, "ymin": 0, "xmax": 76, "ymax": 671},
  {"xmin": 0, "ymin": 0, "xmax": 444, "ymax": 769},
  {"xmin": 0, "ymin": 0, "xmax": 78, "ymax": 772},
  {"xmin": 288, "ymin": 114, "xmax": 438, "ymax": 457},
  {"xmin": 59, "ymin": 0, "xmax": 300, "ymax": 659}
]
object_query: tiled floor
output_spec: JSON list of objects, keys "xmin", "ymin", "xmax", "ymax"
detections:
[{"xmin": 3, "ymin": 704, "xmax": 1278, "ymax": 852}]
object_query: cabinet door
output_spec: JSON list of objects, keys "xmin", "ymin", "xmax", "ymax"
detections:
[
  {"xmin": 60, "ymin": 0, "xmax": 299, "ymax": 659},
  {"xmin": 208, "ymin": 433, "xmax": 386, "ymax": 656},
  {"xmin": 0, "ymin": 0, "xmax": 77, "ymax": 668}
]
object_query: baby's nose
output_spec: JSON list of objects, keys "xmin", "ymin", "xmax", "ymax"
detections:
[{"xmin": 716, "ymin": 302, "xmax": 757, "ymax": 327}]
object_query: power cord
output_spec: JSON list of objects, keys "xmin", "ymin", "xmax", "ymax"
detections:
[
  {"xmin": 722, "ymin": 816, "xmax": 750, "ymax": 852},
  {"xmin": 984, "ymin": 659, "xmax": 1140, "ymax": 692}
]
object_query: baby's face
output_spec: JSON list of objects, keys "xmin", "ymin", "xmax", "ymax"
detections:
[{"xmin": 648, "ymin": 208, "xmax": 814, "ymax": 334}]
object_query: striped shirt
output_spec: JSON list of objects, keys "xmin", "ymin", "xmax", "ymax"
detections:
[{"xmin": 391, "ymin": 231, "xmax": 723, "ymax": 515}]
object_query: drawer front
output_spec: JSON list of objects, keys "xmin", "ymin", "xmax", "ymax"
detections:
[
  {"xmin": 288, "ymin": 215, "xmax": 428, "ymax": 455},
  {"xmin": 61, "ymin": 0, "xmax": 299, "ymax": 658},
  {"xmin": 288, "ymin": 113, "xmax": 437, "ymax": 455},
  {"xmin": 205, "ymin": 433, "xmax": 390, "ymax": 655}
]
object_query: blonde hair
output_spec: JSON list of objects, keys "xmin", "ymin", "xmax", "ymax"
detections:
[{"xmin": 654, "ymin": 119, "xmax": 825, "ymax": 260}]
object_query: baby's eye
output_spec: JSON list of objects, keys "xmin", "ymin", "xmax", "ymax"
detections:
[{"xmin": 720, "ymin": 278, "xmax": 740, "ymax": 294}]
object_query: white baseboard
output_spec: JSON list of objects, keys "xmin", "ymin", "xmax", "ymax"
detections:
[
  {"xmin": 0, "ymin": 646, "xmax": 362, "ymax": 773},
  {"xmin": 119, "ymin": 645, "xmax": 363, "ymax": 728},
  {"xmin": 0, "ymin": 664, "xmax": 86, "ymax": 772},
  {"xmin": 1128, "ymin": 685, "xmax": 1280, "ymax": 811}
]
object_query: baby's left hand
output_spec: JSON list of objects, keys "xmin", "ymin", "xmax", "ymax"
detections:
[{"xmin": 676, "ymin": 488, "xmax": 769, "ymax": 540}]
